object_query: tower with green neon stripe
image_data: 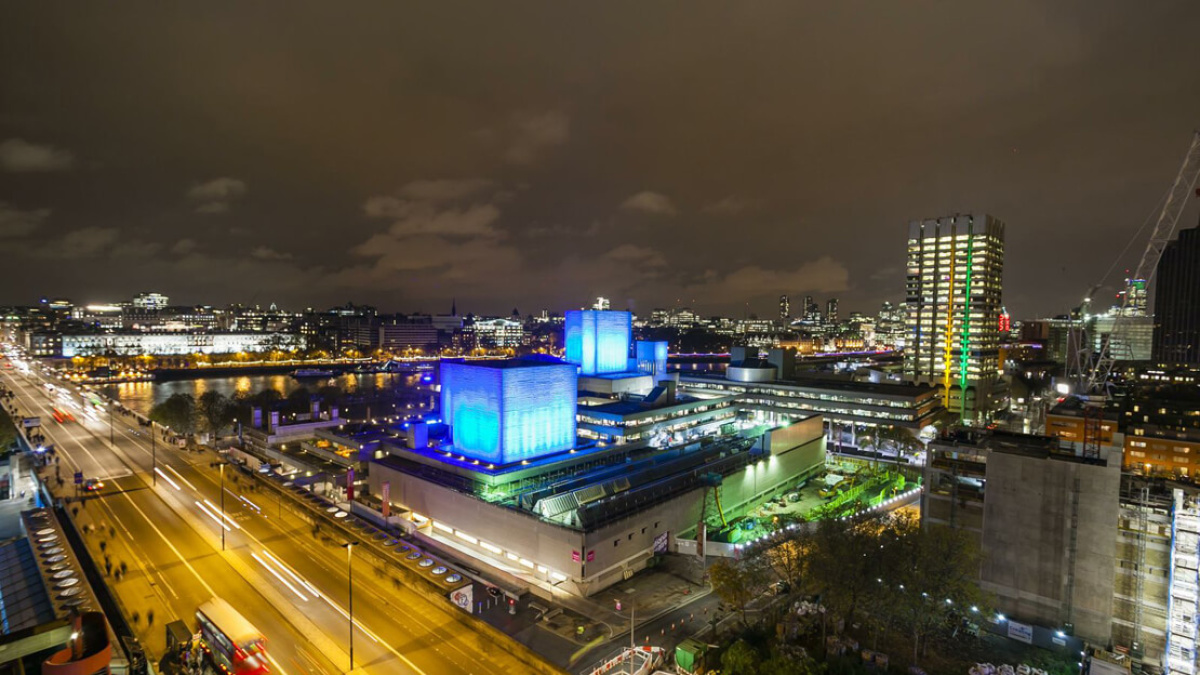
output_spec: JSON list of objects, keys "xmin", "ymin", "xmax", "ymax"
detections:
[{"xmin": 904, "ymin": 214, "xmax": 1005, "ymax": 423}]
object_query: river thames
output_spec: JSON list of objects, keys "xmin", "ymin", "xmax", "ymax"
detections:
[{"xmin": 99, "ymin": 371, "xmax": 424, "ymax": 417}]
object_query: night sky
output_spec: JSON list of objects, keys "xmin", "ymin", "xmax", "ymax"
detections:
[{"xmin": 2, "ymin": 2, "xmax": 1199, "ymax": 319}]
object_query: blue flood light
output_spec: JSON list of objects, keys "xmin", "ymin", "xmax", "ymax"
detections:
[
  {"xmin": 635, "ymin": 340, "xmax": 668, "ymax": 377},
  {"xmin": 565, "ymin": 310, "xmax": 631, "ymax": 375},
  {"xmin": 441, "ymin": 360, "xmax": 577, "ymax": 464}
]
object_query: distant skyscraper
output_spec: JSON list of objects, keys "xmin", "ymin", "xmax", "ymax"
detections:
[
  {"xmin": 132, "ymin": 292, "xmax": 169, "ymax": 310},
  {"xmin": 905, "ymin": 213, "xmax": 1005, "ymax": 422},
  {"xmin": 779, "ymin": 295, "xmax": 790, "ymax": 321},
  {"xmin": 1153, "ymin": 222, "xmax": 1200, "ymax": 365},
  {"xmin": 825, "ymin": 298, "xmax": 839, "ymax": 325},
  {"xmin": 802, "ymin": 295, "xmax": 816, "ymax": 321},
  {"xmin": 1119, "ymin": 278, "xmax": 1148, "ymax": 316}
]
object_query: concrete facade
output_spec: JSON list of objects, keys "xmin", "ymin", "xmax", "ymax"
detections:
[
  {"xmin": 364, "ymin": 425, "xmax": 825, "ymax": 597},
  {"xmin": 980, "ymin": 446, "xmax": 1120, "ymax": 643}
]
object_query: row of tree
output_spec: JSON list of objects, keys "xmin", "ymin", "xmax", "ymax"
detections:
[
  {"xmin": 709, "ymin": 512, "xmax": 986, "ymax": 667},
  {"xmin": 148, "ymin": 387, "xmax": 341, "ymax": 437}
]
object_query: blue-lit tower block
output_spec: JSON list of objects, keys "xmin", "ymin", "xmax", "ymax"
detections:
[
  {"xmin": 564, "ymin": 310, "xmax": 632, "ymax": 376},
  {"xmin": 441, "ymin": 360, "xmax": 577, "ymax": 464},
  {"xmin": 635, "ymin": 341, "xmax": 669, "ymax": 378}
]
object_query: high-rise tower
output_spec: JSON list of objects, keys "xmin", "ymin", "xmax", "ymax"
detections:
[
  {"xmin": 779, "ymin": 295, "xmax": 790, "ymax": 321},
  {"xmin": 905, "ymin": 213, "xmax": 1005, "ymax": 422},
  {"xmin": 1153, "ymin": 221, "xmax": 1200, "ymax": 365}
]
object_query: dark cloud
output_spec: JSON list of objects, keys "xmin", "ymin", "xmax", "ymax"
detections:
[
  {"xmin": 620, "ymin": 191, "xmax": 678, "ymax": 217},
  {"xmin": 0, "ymin": 138, "xmax": 74, "ymax": 172},
  {"xmin": 1, "ymin": 1, "xmax": 1199, "ymax": 316},
  {"xmin": 0, "ymin": 202, "xmax": 50, "ymax": 237}
]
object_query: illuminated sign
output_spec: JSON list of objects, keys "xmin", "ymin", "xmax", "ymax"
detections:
[
  {"xmin": 565, "ymin": 310, "xmax": 631, "ymax": 375},
  {"xmin": 441, "ymin": 360, "xmax": 577, "ymax": 464}
]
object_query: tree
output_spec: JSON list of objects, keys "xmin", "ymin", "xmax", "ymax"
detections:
[
  {"xmin": 0, "ymin": 407, "xmax": 17, "ymax": 454},
  {"xmin": 761, "ymin": 516, "xmax": 809, "ymax": 593},
  {"xmin": 721, "ymin": 639, "xmax": 760, "ymax": 675},
  {"xmin": 149, "ymin": 393, "xmax": 196, "ymax": 435},
  {"xmin": 197, "ymin": 391, "xmax": 235, "ymax": 439},
  {"xmin": 807, "ymin": 516, "xmax": 887, "ymax": 629},
  {"xmin": 888, "ymin": 519, "xmax": 986, "ymax": 663},
  {"xmin": 282, "ymin": 388, "xmax": 312, "ymax": 414},
  {"xmin": 710, "ymin": 557, "xmax": 769, "ymax": 628},
  {"xmin": 760, "ymin": 655, "xmax": 820, "ymax": 675}
]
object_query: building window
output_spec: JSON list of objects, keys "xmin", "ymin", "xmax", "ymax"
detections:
[
  {"xmin": 641, "ymin": 527, "xmax": 646, "ymax": 534},
  {"xmin": 628, "ymin": 534, "xmax": 633, "ymax": 541},
  {"xmin": 614, "ymin": 540, "xmax": 619, "ymax": 547}
]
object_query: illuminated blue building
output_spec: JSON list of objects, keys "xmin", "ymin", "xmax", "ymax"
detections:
[
  {"xmin": 565, "ymin": 310, "xmax": 631, "ymax": 376},
  {"xmin": 635, "ymin": 341, "xmax": 669, "ymax": 378},
  {"xmin": 441, "ymin": 359, "xmax": 577, "ymax": 465}
]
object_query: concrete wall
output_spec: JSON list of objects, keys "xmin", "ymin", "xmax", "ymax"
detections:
[
  {"xmin": 365, "ymin": 432, "xmax": 826, "ymax": 597},
  {"xmin": 980, "ymin": 451, "xmax": 1120, "ymax": 643},
  {"xmin": 364, "ymin": 463, "xmax": 585, "ymax": 585}
]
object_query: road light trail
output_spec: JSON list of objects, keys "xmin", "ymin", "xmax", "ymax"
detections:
[
  {"xmin": 203, "ymin": 499, "xmax": 241, "ymax": 529},
  {"xmin": 261, "ymin": 550, "xmax": 321, "ymax": 597},
  {"xmin": 154, "ymin": 467, "xmax": 182, "ymax": 490},
  {"xmin": 195, "ymin": 500, "xmax": 231, "ymax": 532},
  {"xmin": 253, "ymin": 552, "xmax": 309, "ymax": 602}
]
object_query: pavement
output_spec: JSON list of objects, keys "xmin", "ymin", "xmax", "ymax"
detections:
[{"xmin": 2, "ymin": 363, "xmax": 535, "ymax": 675}]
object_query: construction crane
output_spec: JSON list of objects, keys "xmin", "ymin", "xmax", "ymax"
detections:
[{"xmin": 1066, "ymin": 131, "xmax": 1200, "ymax": 455}]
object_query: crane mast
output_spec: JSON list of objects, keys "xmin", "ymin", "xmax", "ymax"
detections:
[{"xmin": 1070, "ymin": 131, "xmax": 1200, "ymax": 396}]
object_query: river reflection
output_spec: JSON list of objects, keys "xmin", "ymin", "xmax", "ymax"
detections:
[{"xmin": 100, "ymin": 372, "xmax": 422, "ymax": 417}]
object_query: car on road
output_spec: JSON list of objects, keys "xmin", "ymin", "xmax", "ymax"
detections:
[{"xmin": 83, "ymin": 478, "xmax": 104, "ymax": 492}]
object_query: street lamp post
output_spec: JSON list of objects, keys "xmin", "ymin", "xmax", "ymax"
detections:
[
  {"xmin": 109, "ymin": 403, "xmax": 114, "ymax": 445},
  {"xmin": 219, "ymin": 463, "xmax": 225, "ymax": 551},
  {"xmin": 151, "ymin": 424, "xmax": 156, "ymax": 486},
  {"xmin": 343, "ymin": 541, "xmax": 359, "ymax": 672}
]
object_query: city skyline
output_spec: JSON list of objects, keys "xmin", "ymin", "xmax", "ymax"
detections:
[{"xmin": 3, "ymin": 3, "xmax": 1200, "ymax": 318}]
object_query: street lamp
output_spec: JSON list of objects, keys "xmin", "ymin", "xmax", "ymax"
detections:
[{"xmin": 342, "ymin": 541, "xmax": 360, "ymax": 672}]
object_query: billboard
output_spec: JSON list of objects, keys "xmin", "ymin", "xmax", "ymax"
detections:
[
  {"xmin": 1006, "ymin": 620, "xmax": 1033, "ymax": 644},
  {"xmin": 565, "ymin": 310, "xmax": 631, "ymax": 375},
  {"xmin": 449, "ymin": 584, "xmax": 473, "ymax": 613}
]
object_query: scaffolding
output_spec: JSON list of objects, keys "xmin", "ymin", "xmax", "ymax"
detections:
[{"xmin": 1166, "ymin": 489, "xmax": 1199, "ymax": 675}]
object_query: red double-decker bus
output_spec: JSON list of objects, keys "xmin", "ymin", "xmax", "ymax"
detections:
[{"xmin": 196, "ymin": 597, "xmax": 269, "ymax": 675}]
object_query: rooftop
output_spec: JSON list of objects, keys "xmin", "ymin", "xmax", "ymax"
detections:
[{"xmin": 443, "ymin": 358, "xmax": 570, "ymax": 370}]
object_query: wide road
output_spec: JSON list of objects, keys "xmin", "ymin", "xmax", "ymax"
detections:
[{"xmin": 1, "ymin": 359, "xmax": 530, "ymax": 675}]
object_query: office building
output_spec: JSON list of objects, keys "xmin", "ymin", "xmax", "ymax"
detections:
[
  {"xmin": 825, "ymin": 298, "xmax": 838, "ymax": 325},
  {"xmin": 905, "ymin": 213, "xmax": 1006, "ymax": 422},
  {"xmin": 1154, "ymin": 222, "xmax": 1200, "ymax": 366},
  {"xmin": 779, "ymin": 295, "xmax": 790, "ymax": 321},
  {"xmin": 131, "ymin": 292, "xmax": 169, "ymax": 310},
  {"xmin": 58, "ymin": 331, "xmax": 304, "ymax": 357}
]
